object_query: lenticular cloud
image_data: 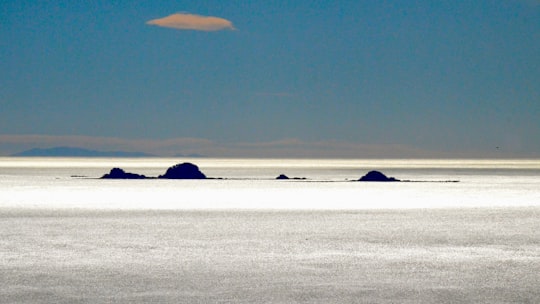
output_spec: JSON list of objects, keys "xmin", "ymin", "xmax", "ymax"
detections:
[{"xmin": 146, "ymin": 13, "xmax": 235, "ymax": 31}]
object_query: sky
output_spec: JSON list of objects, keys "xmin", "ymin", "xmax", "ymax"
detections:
[{"xmin": 1, "ymin": 0, "xmax": 539, "ymax": 157}]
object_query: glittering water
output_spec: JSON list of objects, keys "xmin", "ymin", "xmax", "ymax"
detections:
[
  {"xmin": 1, "ymin": 157, "xmax": 539, "ymax": 209},
  {"xmin": 1, "ymin": 158, "xmax": 539, "ymax": 303}
]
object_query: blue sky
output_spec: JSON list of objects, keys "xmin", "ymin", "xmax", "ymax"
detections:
[{"xmin": 1, "ymin": 0, "xmax": 539, "ymax": 157}]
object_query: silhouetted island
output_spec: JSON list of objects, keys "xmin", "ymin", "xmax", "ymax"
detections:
[
  {"xmin": 96, "ymin": 164, "xmax": 461, "ymax": 183},
  {"xmin": 275, "ymin": 174, "xmax": 307, "ymax": 180},
  {"xmin": 158, "ymin": 162, "xmax": 207, "ymax": 179},
  {"xmin": 358, "ymin": 170, "xmax": 399, "ymax": 182},
  {"xmin": 101, "ymin": 162, "xmax": 207, "ymax": 180},
  {"xmin": 101, "ymin": 168, "xmax": 146, "ymax": 179}
]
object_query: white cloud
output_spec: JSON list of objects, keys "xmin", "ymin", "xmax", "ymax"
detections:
[{"xmin": 146, "ymin": 13, "xmax": 235, "ymax": 31}]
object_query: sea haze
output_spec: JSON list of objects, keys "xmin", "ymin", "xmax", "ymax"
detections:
[{"xmin": 0, "ymin": 158, "xmax": 539, "ymax": 303}]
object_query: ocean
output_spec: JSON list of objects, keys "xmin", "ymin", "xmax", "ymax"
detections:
[{"xmin": 1, "ymin": 157, "xmax": 539, "ymax": 303}]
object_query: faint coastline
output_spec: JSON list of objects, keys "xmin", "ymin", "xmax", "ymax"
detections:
[
  {"xmin": 12, "ymin": 146, "xmax": 155, "ymax": 158},
  {"xmin": 11, "ymin": 146, "xmax": 210, "ymax": 158}
]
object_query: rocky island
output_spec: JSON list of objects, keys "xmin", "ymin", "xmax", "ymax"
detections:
[
  {"xmin": 100, "ymin": 164, "xmax": 409, "ymax": 183},
  {"xmin": 358, "ymin": 170, "xmax": 399, "ymax": 182},
  {"xmin": 101, "ymin": 162, "xmax": 206, "ymax": 179},
  {"xmin": 275, "ymin": 174, "xmax": 306, "ymax": 180},
  {"xmin": 101, "ymin": 168, "xmax": 146, "ymax": 179},
  {"xmin": 158, "ymin": 163, "xmax": 206, "ymax": 179}
]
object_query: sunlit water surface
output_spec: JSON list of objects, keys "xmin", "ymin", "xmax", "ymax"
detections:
[
  {"xmin": 1, "ymin": 158, "xmax": 539, "ymax": 303},
  {"xmin": 1, "ymin": 157, "xmax": 539, "ymax": 209}
]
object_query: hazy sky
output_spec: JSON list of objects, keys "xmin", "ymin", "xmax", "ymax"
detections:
[{"xmin": 1, "ymin": 1, "xmax": 539, "ymax": 157}]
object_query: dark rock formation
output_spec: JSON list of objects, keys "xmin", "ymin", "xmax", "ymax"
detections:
[
  {"xmin": 158, "ymin": 162, "xmax": 206, "ymax": 179},
  {"xmin": 358, "ymin": 170, "xmax": 399, "ymax": 182},
  {"xmin": 276, "ymin": 174, "xmax": 307, "ymax": 180},
  {"xmin": 101, "ymin": 168, "xmax": 146, "ymax": 179}
]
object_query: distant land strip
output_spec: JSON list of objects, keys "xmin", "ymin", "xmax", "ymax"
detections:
[{"xmin": 11, "ymin": 146, "xmax": 155, "ymax": 157}]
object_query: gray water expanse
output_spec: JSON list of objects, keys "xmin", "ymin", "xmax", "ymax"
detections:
[
  {"xmin": 1, "ymin": 158, "xmax": 540, "ymax": 303},
  {"xmin": 1, "ymin": 209, "xmax": 539, "ymax": 303}
]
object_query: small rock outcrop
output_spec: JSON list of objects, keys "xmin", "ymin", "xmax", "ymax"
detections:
[
  {"xmin": 158, "ymin": 162, "xmax": 207, "ymax": 179},
  {"xmin": 276, "ymin": 174, "xmax": 306, "ymax": 180},
  {"xmin": 101, "ymin": 168, "xmax": 146, "ymax": 179},
  {"xmin": 358, "ymin": 170, "xmax": 399, "ymax": 182}
]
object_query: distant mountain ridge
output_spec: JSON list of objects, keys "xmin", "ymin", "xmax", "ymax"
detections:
[{"xmin": 12, "ymin": 146, "xmax": 155, "ymax": 157}]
